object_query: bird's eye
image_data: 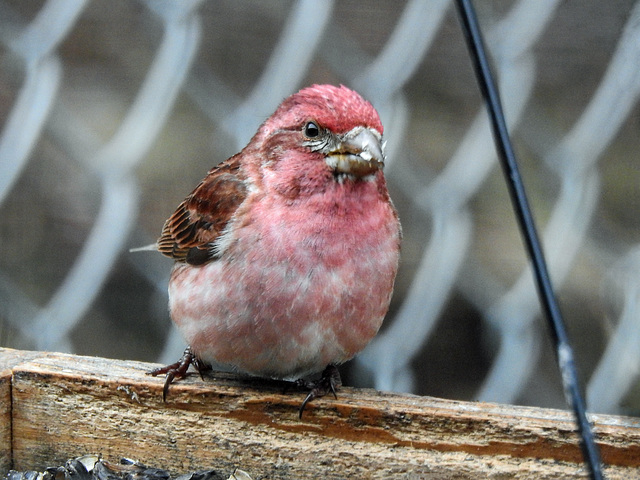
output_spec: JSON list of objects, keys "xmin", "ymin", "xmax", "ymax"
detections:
[{"xmin": 304, "ymin": 121, "xmax": 320, "ymax": 138}]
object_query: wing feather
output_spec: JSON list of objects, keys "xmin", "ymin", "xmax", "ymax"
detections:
[{"xmin": 157, "ymin": 157, "xmax": 248, "ymax": 265}]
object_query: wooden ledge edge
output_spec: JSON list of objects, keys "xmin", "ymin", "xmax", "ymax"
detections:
[{"xmin": 1, "ymin": 347, "xmax": 639, "ymax": 478}]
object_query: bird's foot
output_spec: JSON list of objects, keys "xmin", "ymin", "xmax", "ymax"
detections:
[
  {"xmin": 147, "ymin": 346, "xmax": 211, "ymax": 401},
  {"xmin": 296, "ymin": 365, "xmax": 342, "ymax": 418}
]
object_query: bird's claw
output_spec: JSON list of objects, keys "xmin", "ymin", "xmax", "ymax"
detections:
[
  {"xmin": 147, "ymin": 346, "xmax": 211, "ymax": 401},
  {"xmin": 297, "ymin": 365, "xmax": 342, "ymax": 419},
  {"xmin": 149, "ymin": 351, "xmax": 341, "ymax": 418}
]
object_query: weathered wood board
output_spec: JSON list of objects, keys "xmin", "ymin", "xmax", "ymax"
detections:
[{"xmin": 1, "ymin": 348, "xmax": 639, "ymax": 479}]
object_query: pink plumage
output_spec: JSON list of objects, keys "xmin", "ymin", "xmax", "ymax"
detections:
[{"xmin": 152, "ymin": 84, "xmax": 401, "ymax": 413}]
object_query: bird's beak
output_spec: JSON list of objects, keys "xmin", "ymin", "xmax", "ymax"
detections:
[{"xmin": 326, "ymin": 127, "xmax": 385, "ymax": 177}]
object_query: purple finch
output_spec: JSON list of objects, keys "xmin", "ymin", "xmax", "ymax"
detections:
[{"xmin": 150, "ymin": 84, "xmax": 401, "ymax": 416}]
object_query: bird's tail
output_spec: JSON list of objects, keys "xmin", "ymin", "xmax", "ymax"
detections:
[{"xmin": 129, "ymin": 243, "xmax": 158, "ymax": 253}]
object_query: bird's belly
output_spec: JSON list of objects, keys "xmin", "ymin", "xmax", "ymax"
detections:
[{"xmin": 168, "ymin": 215, "xmax": 399, "ymax": 379}]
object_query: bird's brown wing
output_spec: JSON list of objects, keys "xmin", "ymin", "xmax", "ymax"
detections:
[{"xmin": 157, "ymin": 156, "xmax": 248, "ymax": 265}]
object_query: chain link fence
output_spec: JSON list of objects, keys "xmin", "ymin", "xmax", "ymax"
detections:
[{"xmin": 1, "ymin": 0, "xmax": 639, "ymax": 417}]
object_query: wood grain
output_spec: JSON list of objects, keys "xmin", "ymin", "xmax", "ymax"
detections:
[
  {"xmin": 2, "ymin": 348, "xmax": 639, "ymax": 479},
  {"xmin": 0, "ymin": 364, "xmax": 12, "ymax": 473}
]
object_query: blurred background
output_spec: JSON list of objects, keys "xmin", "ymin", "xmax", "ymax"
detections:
[{"xmin": 1, "ymin": 0, "xmax": 639, "ymax": 417}]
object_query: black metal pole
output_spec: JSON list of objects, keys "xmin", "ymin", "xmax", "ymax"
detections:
[{"xmin": 454, "ymin": 1, "xmax": 604, "ymax": 478}]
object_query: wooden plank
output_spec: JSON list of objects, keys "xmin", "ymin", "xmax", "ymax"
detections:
[
  {"xmin": 0, "ymin": 348, "xmax": 44, "ymax": 473},
  {"xmin": 0, "ymin": 357, "xmax": 14, "ymax": 473},
  {"xmin": 2, "ymin": 347, "xmax": 640, "ymax": 479}
]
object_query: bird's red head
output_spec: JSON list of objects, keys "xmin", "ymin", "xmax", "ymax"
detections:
[
  {"xmin": 244, "ymin": 84, "xmax": 387, "ymax": 197},
  {"xmin": 268, "ymin": 84, "xmax": 383, "ymax": 136}
]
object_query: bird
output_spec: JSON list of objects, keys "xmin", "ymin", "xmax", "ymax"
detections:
[{"xmin": 148, "ymin": 84, "xmax": 401, "ymax": 417}]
